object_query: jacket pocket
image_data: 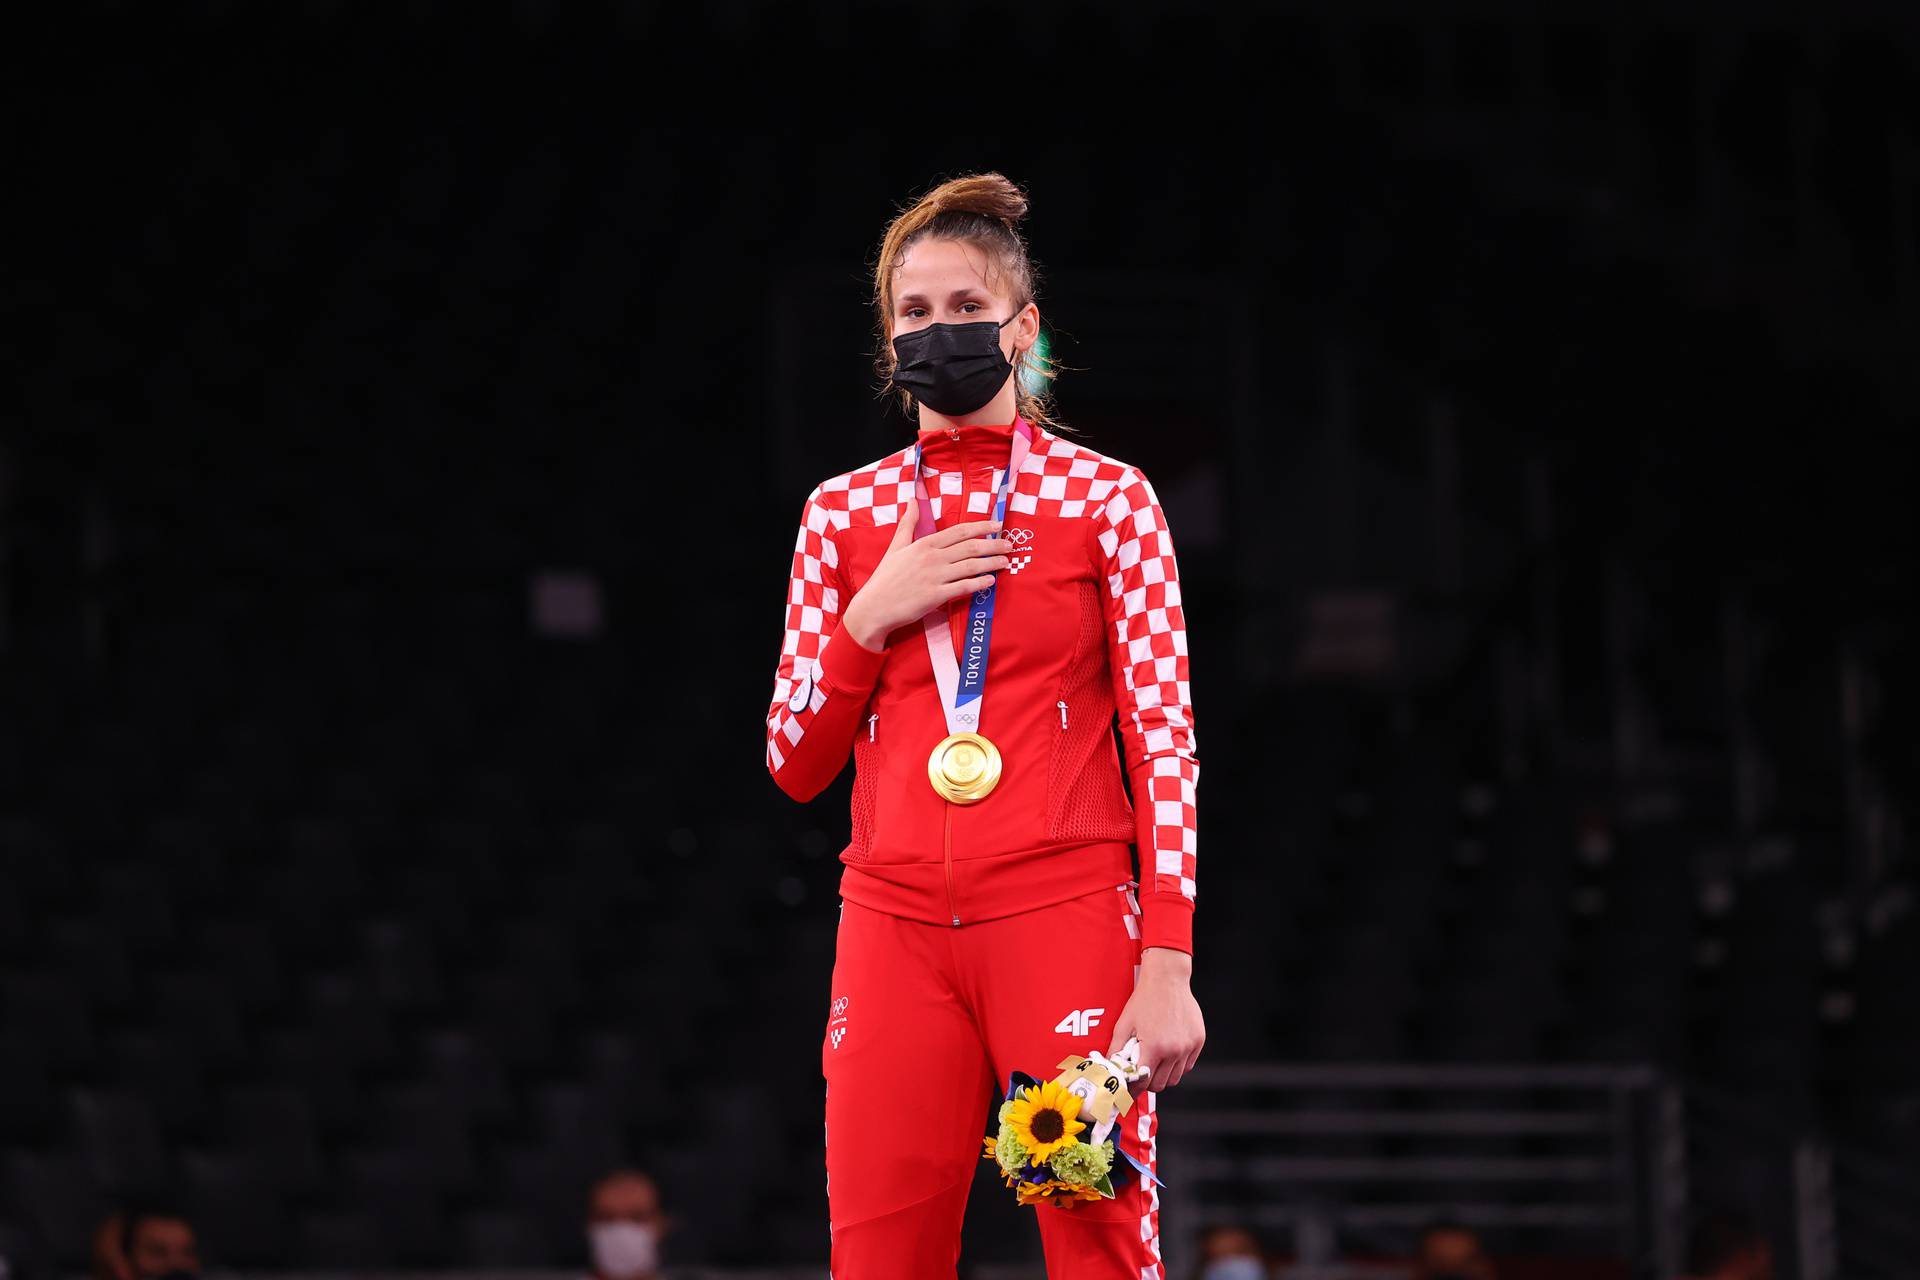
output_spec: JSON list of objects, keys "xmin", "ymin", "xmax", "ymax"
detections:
[
  {"xmin": 1046, "ymin": 581, "xmax": 1137, "ymax": 844},
  {"xmin": 848, "ymin": 712, "xmax": 879, "ymax": 862}
]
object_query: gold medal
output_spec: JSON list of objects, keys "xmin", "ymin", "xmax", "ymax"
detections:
[{"xmin": 928, "ymin": 731, "xmax": 1003, "ymax": 804}]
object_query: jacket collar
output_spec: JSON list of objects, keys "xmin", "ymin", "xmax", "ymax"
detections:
[{"xmin": 914, "ymin": 414, "xmax": 1026, "ymax": 472}]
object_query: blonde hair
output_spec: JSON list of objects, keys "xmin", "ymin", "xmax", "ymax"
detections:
[{"xmin": 869, "ymin": 171, "xmax": 1076, "ymax": 434}]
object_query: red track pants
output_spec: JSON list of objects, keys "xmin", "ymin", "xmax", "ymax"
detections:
[{"xmin": 821, "ymin": 880, "xmax": 1163, "ymax": 1279}]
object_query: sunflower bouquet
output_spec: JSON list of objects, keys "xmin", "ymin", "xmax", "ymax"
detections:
[{"xmin": 980, "ymin": 1037, "xmax": 1163, "ymax": 1208}]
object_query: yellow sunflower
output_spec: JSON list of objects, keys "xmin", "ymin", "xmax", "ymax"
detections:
[
  {"xmin": 1002, "ymin": 1078, "xmax": 1087, "ymax": 1165},
  {"xmin": 1016, "ymin": 1177, "xmax": 1104, "ymax": 1206}
]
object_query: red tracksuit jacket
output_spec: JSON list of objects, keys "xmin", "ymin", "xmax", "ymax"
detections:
[{"xmin": 764, "ymin": 415, "xmax": 1200, "ymax": 954}]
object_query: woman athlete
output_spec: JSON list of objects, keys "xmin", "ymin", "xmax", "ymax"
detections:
[{"xmin": 764, "ymin": 171, "xmax": 1205, "ymax": 1279}]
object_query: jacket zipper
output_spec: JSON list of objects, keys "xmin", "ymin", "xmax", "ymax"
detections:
[
  {"xmin": 868, "ymin": 713, "xmax": 878, "ymax": 742},
  {"xmin": 943, "ymin": 804, "xmax": 959, "ymax": 926},
  {"xmin": 1057, "ymin": 699, "xmax": 1069, "ymax": 729}
]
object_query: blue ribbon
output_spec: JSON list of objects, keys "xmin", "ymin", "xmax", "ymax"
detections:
[{"xmin": 911, "ymin": 424, "xmax": 1028, "ymax": 721}]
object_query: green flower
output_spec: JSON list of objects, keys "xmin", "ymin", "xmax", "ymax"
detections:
[
  {"xmin": 1047, "ymin": 1137, "xmax": 1114, "ymax": 1186},
  {"xmin": 994, "ymin": 1122, "xmax": 1030, "ymax": 1177}
]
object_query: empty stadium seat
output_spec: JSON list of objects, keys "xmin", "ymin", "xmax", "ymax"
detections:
[
  {"xmin": 0, "ymin": 1045, "xmax": 56, "ymax": 1144},
  {"xmin": 39, "ymin": 916, "xmax": 133, "ymax": 1008},
  {"xmin": 452, "ymin": 1208, "xmax": 552, "ymax": 1267},
  {"xmin": 105, "ymin": 1029, "xmax": 213, "ymax": 1142},
  {"xmin": 68, "ymin": 1089, "xmax": 171, "ymax": 1195},
  {"xmin": 302, "ymin": 971, "xmax": 397, "ymax": 1069},
  {"xmin": 2, "ymin": 1151, "xmax": 104, "ymax": 1266},
  {"xmin": 463, "ymin": 970, "xmax": 556, "ymax": 1068},
  {"xmin": 340, "ymin": 1146, "xmax": 449, "ymax": 1265},
  {"xmin": 292, "ymin": 1209, "xmax": 392, "ymax": 1268},
  {"xmin": 219, "ymin": 1084, "xmax": 328, "ymax": 1194},
  {"xmin": 149, "ymin": 970, "xmax": 249, "ymax": 1069},
  {"xmin": 193, "ymin": 915, "xmax": 286, "ymax": 1011},
  {"xmin": 366, "ymin": 1083, "xmax": 480, "ymax": 1192},
  {"xmin": 179, "ymin": 1149, "xmax": 289, "ymax": 1266},
  {"xmin": 0, "ymin": 973, "xmax": 99, "ymax": 1073},
  {"xmin": 414, "ymin": 1026, "xmax": 515, "ymax": 1125}
]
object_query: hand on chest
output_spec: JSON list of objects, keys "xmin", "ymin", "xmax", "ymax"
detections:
[{"xmin": 839, "ymin": 470, "xmax": 1091, "ymax": 670}]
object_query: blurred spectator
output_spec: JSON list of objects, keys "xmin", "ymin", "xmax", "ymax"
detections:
[
  {"xmin": 1193, "ymin": 1224, "xmax": 1268, "ymax": 1280},
  {"xmin": 100, "ymin": 1203, "xmax": 198, "ymax": 1280},
  {"xmin": 586, "ymin": 1169, "xmax": 670, "ymax": 1280},
  {"xmin": 1414, "ymin": 1218, "xmax": 1496, "ymax": 1280},
  {"xmin": 87, "ymin": 1213, "xmax": 132, "ymax": 1280},
  {"xmin": 1684, "ymin": 1210, "xmax": 1774, "ymax": 1280}
]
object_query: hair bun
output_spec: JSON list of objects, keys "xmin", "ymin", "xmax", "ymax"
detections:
[{"xmin": 931, "ymin": 171, "xmax": 1028, "ymax": 233}]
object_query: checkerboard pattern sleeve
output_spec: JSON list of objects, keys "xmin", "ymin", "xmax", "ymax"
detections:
[
  {"xmin": 1094, "ymin": 465, "xmax": 1199, "ymax": 955},
  {"xmin": 766, "ymin": 483, "xmax": 888, "ymax": 802}
]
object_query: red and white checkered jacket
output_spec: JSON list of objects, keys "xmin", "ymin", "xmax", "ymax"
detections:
[{"xmin": 764, "ymin": 415, "xmax": 1200, "ymax": 955}]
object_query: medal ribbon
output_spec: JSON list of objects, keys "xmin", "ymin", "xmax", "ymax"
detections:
[{"xmin": 910, "ymin": 417, "xmax": 1034, "ymax": 738}]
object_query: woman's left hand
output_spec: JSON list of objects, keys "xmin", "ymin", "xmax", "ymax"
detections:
[{"xmin": 1104, "ymin": 946, "xmax": 1205, "ymax": 1093}]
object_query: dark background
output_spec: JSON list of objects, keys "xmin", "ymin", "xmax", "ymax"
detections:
[{"xmin": 2, "ymin": 1, "xmax": 1916, "ymax": 1275}]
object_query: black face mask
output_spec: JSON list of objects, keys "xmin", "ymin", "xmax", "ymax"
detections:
[{"xmin": 890, "ymin": 313, "xmax": 1019, "ymax": 417}]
